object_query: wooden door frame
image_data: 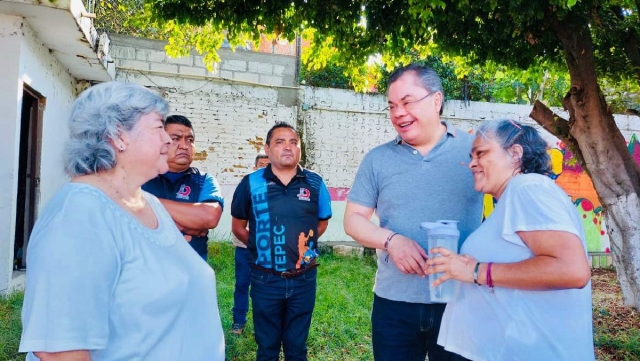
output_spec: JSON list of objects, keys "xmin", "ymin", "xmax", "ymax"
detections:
[{"xmin": 16, "ymin": 84, "xmax": 45, "ymax": 269}]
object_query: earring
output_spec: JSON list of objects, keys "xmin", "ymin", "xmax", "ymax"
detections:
[{"xmin": 119, "ymin": 146, "xmax": 125, "ymax": 153}]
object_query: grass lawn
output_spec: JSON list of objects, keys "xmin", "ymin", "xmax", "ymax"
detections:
[
  {"xmin": 0, "ymin": 242, "xmax": 376, "ymax": 361},
  {"xmin": 2, "ymin": 242, "xmax": 639, "ymax": 360},
  {"xmin": 210, "ymin": 242, "xmax": 376, "ymax": 360}
]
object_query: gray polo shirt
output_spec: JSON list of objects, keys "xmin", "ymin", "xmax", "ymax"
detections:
[{"xmin": 348, "ymin": 122, "xmax": 483, "ymax": 304}]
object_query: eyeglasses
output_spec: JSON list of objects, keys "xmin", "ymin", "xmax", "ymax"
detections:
[{"xmin": 385, "ymin": 92, "xmax": 433, "ymax": 113}]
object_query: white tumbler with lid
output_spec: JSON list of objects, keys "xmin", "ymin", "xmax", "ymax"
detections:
[{"xmin": 420, "ymin": 220, "xmax": 460, "ymax": 303}]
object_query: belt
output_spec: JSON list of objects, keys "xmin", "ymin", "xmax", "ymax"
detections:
[{"xmin": 250, "ymin": 263, "xmax": 319, "ymax": 278}]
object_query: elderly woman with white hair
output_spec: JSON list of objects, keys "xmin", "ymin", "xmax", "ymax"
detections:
[
  {"xmin": 425, "ymin": 119, "xmax": 595, "ymax": 361},
  {"xmin": 19, "ymin": 82, "xmax": 225, "ymax": 361}
]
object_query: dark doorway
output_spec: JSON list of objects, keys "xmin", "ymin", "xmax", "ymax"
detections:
[{"xmin": 14, "ymin": 85, "xmax": 44, "ymax": 270}]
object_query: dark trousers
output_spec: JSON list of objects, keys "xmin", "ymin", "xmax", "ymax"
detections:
[
  {"xmin": 250, "ymin": 267, "xmax": 317, "ymax": 361},
  {"xmin": 232, "ymin": 247, "xmax": 251, "ymax": 324},
  {"xmin": 372, "ymin": 294, "xmax": 458, "ymax": 361}
]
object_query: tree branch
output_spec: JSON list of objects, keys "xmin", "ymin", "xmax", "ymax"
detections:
[
  {"xmin": 530, "ymin": 100, "xmax": 569, "ymax": 139},
  {"xmin": 529, "ymin": 100, "xmax": 584, "ymax": 169}
]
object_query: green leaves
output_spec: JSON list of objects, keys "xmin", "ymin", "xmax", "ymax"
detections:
[{"xmin": 93, "ymin": 0, "xmax": 636, "ymax": 110}]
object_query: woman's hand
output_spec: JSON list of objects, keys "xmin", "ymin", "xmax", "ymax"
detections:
[{"xmin": 424, "ymin": 247, "xmax": 478, "ymax": 286}]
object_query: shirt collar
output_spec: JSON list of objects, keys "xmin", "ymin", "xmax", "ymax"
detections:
[
  {"xmin": 161, "ymin": 167, "xmax": 197, "ymax": 177},
  {"xmin": 394, "ymin": 121, "xmax": 457, "ymax": 144},
  {"xmin": 263, "ymin": 164, "xmax": 306, "ymax": 180}
]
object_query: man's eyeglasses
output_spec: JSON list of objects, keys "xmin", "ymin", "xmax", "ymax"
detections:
[{"xmin": 385, "ymin": 92, "xmax": 433, "ymax": 112}]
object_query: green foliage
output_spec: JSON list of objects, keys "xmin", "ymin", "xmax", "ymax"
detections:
[
  {"xmin": 2, "ymin": 246, "xmax": 640, "ymax": 359},
  {"xmin": 208, "ymin": 242, "xmax": 377, "ymax": 360},
  {"xmin": 0, "ymin": 292, "xmax": 24, "ymax": 361},
  {"xmin": 595, "ymin": 329, "xmax": 640, "ymax": 359},
  {"xmin": 94, "ymin": 0, "xmax": 158, "ymax": 38},
  {"xmin": 376, "ymin": 54, "xmax": 460, "ymax": 98},
  {"xmin": 95, "ymin": 0, "xmax": 640, "ymax": 110},
  {"xmin": 300, "ymin": 64, "xmax": 353, "ymax": 90},
  {"xmin": 136, "ymin": 0, "xmax": 639, "ymax": 104},
  {"xmin": 374, "ymin": 53, "xmax": 572, "ymax": 106}
]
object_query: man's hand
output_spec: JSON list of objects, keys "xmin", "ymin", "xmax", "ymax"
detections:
[
  {"xmin": 231, "ymin": 217, "xmax": 249, "ymax": 245},
  {"xmin": 159, "ymin": 199, "xmax": 222, "ymax": 230},
  {"xmin": 386, "ymin": 234, "xmax": 429, "ymax": 276},
  {"xmin": 175, "ymin": 222, "xmax": 209, "ymax": 237}
]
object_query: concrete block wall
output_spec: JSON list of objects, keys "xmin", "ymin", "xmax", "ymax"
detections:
[{"xmin": 109, "ymin": 34, "xmax": 297, "ymax": 87}]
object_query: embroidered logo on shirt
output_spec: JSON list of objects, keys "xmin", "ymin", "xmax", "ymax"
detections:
[
  {"xmin": 176, "ymin": 184, "xmax": 191, "ymax": 200},
  {"xmin": 297, "ymin": 188, "xmax": 311, "ymax": 201}
]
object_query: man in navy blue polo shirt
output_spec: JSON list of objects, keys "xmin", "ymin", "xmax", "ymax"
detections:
[
  {"xmin": 231, "ymin": 122, "xmax": 332, "ymax": 361},
  {"xmin": 143, "ymin": 115, "xmax": 224, "ymax": 261}
]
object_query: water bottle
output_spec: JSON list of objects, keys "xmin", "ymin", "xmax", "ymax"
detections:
[{"xmin": 420, "ymin": 220, "xmax": 460, "ymax": 303}]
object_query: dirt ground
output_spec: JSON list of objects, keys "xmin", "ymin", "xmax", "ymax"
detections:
[{"xmin": 591, "ymin": 268, "xmax": 640, "ymax": 360}]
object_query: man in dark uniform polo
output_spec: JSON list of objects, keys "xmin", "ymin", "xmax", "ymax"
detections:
[
  {"xmin": 143, "ymin": 115, "xmax": 224, "ymax": 261},
  {"xmin": 231, "ymin": 121, "xmax": 332, "ymax": 361}
]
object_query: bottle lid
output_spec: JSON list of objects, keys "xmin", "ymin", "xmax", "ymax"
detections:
[{"xmin": 420, "ymin": 220, "xmax": 460, "ymax": 237}]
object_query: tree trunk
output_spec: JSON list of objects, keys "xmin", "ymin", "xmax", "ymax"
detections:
[{"xmin": 530, "ymin": 16, "xmax": 640, "ymax": 309}]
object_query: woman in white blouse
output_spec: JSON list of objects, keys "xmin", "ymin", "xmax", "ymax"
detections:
[{"xmin": 426, "ymin": 119, "xmax": 594, "ymax": 361}]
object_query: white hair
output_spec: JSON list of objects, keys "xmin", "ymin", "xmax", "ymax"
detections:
[{"xmin": 64, "ymin": 81, "xmax": 169, "ymax": 177}]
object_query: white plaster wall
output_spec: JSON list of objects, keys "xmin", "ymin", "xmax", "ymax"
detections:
[
  {"xmin": 169, "ymin": 81, "xmax": 297, "ymax": 242},
  {"xmin": 0, "ymin": 15, "xmax": 76, "ymax": 292},
  {"xmin": 116, "ymin": 65, "xmax": 299, "ymax": 242},
  {"xmin": 112, "ymin": 38, "xmax": 639, "ymax": 245},
  {"xmin": 0, "ymin": 14, "xmax": 24, "ymax": 292},
  {"xmin": 301, "ymin": 87, "xmax": 390, "ymax": 187},
  {"xmin": 19, "ymin": 17, "xmax": 76, "ymax": 208},
  {"xmin": 303, "ymin": 93, "xmax": 640, "ymax": 189},
  {"xmin": 132, "ymin": 79, "xmax": 639, "ymax": 243},
  {"xmin": 116, "ymin": 72, "xmax": 298, "ymax": 186}
]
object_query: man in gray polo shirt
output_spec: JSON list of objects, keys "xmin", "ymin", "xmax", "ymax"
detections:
[{"xmin": 344, "ymin": 64, "xmax": 483, "ymax": 361}]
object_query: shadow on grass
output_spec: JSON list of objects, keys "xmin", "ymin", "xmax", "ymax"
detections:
[{"xmin": 3, "ymin": 244, "xmax": 637, "ymax": 360}]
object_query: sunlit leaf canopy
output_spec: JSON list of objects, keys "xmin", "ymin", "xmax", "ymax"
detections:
[
  {"xmin": 123, "ymin": 0, "xmax": 640, "ymax": 106},
  {"xmin": 147, "ymin": 0, "xmax": 635, "ymax": 72}
]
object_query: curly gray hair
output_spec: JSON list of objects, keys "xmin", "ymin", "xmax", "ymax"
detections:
[{"xmin": 64, "ymin": 82, "xmax": 169, "ymax": 177}]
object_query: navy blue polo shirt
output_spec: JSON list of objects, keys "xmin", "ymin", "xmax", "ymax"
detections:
[
  {"xmin": 231, "ymin": 165, "xmax": 332, "ymax": 271},
  {"xmin": 142, "ymin": 167, "xmax": 224, "ymax": 256}
]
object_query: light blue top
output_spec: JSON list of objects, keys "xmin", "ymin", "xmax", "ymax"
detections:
[
  {"xmin": 439, "ymin": 174, "xmax": 595, "ymax": 361},
  {"xmin": 19, "ymin": 183, "xmax": 225, "ymax": 361},
  {"xmin": 347, "ymin": 123, "xmax": 484, "ymax": 303}
]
